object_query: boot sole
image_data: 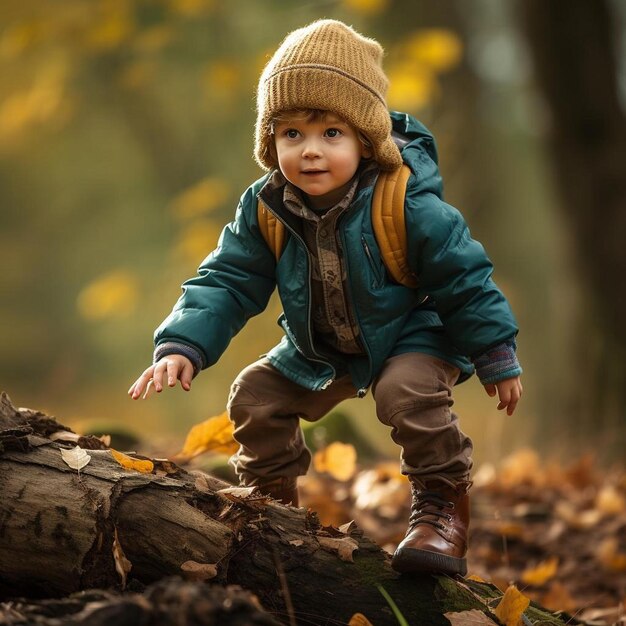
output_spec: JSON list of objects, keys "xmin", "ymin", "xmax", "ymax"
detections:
[{"xmin": 391, "ymin": 546, "xmax": 467, "ymax": 577}]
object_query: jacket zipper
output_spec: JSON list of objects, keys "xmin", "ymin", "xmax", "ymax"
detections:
[
  {"xmin": 340, "ymin": 230, "xmax": 373, "ymax": 397},
  {"xmin": 259, "ymin": 197, "xmax": 336, "ymax": 390},
  {"xmin": 361, "ymin": 236, "xmax": 384, "ymax": 287}
]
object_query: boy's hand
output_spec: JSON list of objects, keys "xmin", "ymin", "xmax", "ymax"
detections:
[
  {"xmin": 128, "ymin": 355, "xmax": 194, "ymax": 400},
  {"xmin": 484, "ymin": 376, "xmax": 523, "ymax": 416}
]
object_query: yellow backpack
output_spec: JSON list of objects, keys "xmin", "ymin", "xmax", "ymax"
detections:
[{"xmin": 257, "ymin": 164, "xmax": 417, "ymax": 288}]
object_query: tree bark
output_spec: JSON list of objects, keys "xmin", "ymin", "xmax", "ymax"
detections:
[
  {"xmin": 519, "ymin": 0, "xmax": 626, "ymax": 450},
  {"xmin": 0, "ymin": 393, "xmax": 571, "ymax": 625}
]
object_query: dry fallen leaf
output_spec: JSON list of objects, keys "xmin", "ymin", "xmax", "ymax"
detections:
[
  {"xmin": 180, "ymin": 560, "xmax": 218, "ymax": 581},
  {"xmin": 499, "ymin": 448, "xmax": 542, "ymax": 488},
  {"xmin": 595, "ymin": 485, "xmax": 626, "ymax": 515},
  {"xmin": 338, "ymin": 520, "xmax": 358, "ymax": 535},
  {"xmin": 348, "ymin": 613, "xmax": 374, "ymax": 626},
  {"xmin": 314, "ymin": 441, "xmax": 357, "ymax": 481},
  {"xmin": 521, "ymin": 556, "xmax": 559, "ymax": 586},
  {"xmin": 110, "ymin": 449, "xmax": 154, "ymax": 474},
  {"xmin": 317, "ymin": 536, "xmax": 359, "ymax": 562},
  {"xmin": 174, "ymin": 412, "xmax": 238, "ymax": 462},
  {"xmin": 60, "ymin": 445, "xmax": 91, "ymax": 471},
  {"xmin": 493, "ymin": 585, "xmax": 530, "ymax": 626},
  {"xmin": 218, "ymin": 486, "xmax": 258, "ymax": 500},
  {"xmin": 597, "ymin": 538, "xmax": 626, "ymax": 572},
  {"xmin": 289, "ymin": 539, "xmax": 304, "ymax": 547},
  {"xmin": 113, "ymin": 527, "xmax": 132, "ymax": 589},
  {"xmin": 444, "ymin": 609, "xmax": 497, "ymax": 625},
  {"xmin": 540, "ymin": 581, "xmax": 578, "ymax": 614},
  {"xmin": 50, "ymin": 431, "xmax": 81, "ymax": 443}
]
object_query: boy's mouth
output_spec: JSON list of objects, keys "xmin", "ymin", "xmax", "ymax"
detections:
[{"xmin": 302, "ymin": 169, "xmax": 327, "ymax": 175}]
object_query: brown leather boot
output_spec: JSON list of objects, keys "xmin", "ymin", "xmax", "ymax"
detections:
[
  {"xmin": 255, "ymin": 477, "xmax": 299, "ymax": 506},
  {"xmin": 392, "ymin": 478, "xmax": 470, "ymax": 576}
]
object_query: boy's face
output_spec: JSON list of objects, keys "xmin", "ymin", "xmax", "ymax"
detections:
[{"xmin": 273, "ymin": 113, "xmax": 369, "ymax": 210}]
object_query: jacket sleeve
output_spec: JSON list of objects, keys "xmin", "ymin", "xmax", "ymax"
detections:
[
  {"xmin": 404, "ymin": 152, "xmax": 519, "ymax": 361},
  {"xmin": 153, "ymin": 184, "xmax": 277, "ymax": 369}
]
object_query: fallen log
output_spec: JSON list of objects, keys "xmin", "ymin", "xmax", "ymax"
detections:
[{"xmin": 0, "ymin": 393, "xmax": 576, "ymax": 625}]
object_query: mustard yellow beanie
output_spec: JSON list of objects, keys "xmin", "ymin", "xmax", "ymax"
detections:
[{"xmin": 255, "ymin": 19, "xmax": 402, "ymax": 172}]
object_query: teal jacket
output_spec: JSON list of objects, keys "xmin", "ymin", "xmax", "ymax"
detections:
[{"xmin": 154, "ymin": 112, "xmax": 519, "ymax": 394}]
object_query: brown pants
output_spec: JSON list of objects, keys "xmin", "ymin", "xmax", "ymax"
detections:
[{"xmin": 227, "ymin": 352, "xmax": 473, "ymax": 486}]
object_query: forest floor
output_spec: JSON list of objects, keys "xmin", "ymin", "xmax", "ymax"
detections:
[{"xmin": 288, "ymin": 448, "xmax": 626, "ymax": 626}]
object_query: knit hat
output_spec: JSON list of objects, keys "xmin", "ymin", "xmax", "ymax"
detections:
[{"xmin": 254, "ymin": 19, "xmax": 402, "ymax": 172}]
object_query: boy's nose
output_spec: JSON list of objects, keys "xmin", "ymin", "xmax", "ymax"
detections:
[{"xmin": 301, "ymin": 140, "xmax": 322, "ymax": 158}]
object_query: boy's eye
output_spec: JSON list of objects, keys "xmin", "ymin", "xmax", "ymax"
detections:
[
  {"xmin": 325, "ymin": 128, "xmax": 342, "ymax": 138},
  {"xmin": 285, "ymin": 129, "xmax": 300, "ymax": 139}
]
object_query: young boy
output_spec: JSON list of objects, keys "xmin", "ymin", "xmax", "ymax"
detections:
[{"xmin": 129, "ymin": 19, "xmax": 522, "ymax": 577}]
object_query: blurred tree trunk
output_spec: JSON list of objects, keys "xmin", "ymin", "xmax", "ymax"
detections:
[{"xmin": 520, "ymin": 0, "xmax": 626, "ymax": 452}]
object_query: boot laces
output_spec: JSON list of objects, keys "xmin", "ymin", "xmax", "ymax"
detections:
[{"xmin": 408, "ymin": 488, "xmax": 454, "ymax": 530}]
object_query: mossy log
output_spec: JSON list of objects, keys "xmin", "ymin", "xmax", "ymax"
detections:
[{"xmin": 0, "ymin": 393, "xmax": 575, "ymax": 625}]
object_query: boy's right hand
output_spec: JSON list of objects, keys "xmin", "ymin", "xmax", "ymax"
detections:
[{"xmin": 128, "ymin": 354, "xmax": 194, "ymax": 400}]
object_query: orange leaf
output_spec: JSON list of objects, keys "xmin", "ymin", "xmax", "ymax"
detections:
[
  {"xmin": 521, "ymin": 556, "xmax": 559, "ymax": 586},
  {"xmin": 110, "ymin": 449, "xmax": 154, "ymax": 473},
  {"xmin": 493, "ymin": 585, "xmax": 530, "ymax": 626},
  {"xmin": 313, "ymin": 441, "xmax": 357, "ymax": 481},
  {"xmin": 349, "ymin": 614, "xmax": 374, "ymax": 626},
  {"xmin": 597, "ymin": 538, "xmax": 626, "ymax": 572},
  {"xmin": 174, "ymin": 412, "xmax": 238, "ymax": 462}
]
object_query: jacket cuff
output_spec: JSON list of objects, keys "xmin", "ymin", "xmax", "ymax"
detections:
[
  {"xmin": 473, "ymin": 341, "xmax": 522, "ymax": 385},
  {"xmin": 153, "ymin": 341, "xmax": 205, "ymax": 378}
]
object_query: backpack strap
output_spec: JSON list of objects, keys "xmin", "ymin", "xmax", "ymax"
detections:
[
  {"xmin": 257, "ymin": 198, "xmax": 285, "ymax": 262},
  {"xmin": 371, "ymin": 164, "xmax": 418, "ymax": 288}
]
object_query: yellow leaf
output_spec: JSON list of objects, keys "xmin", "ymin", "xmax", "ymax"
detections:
[
  {"xmin": 175, "ymin": 412, "xmax": 238, "ymax": 462},
  {"xmin": 493, "ymin": 585, "xmax": 530, "ymax": 626},
  {"xmin": 405, "ymin": 29, "xmax": 463, "ymax": 73},
  {"xmin": 204, "ymin": 60, "xmax": 241, "ymax": 98},
  {"xmin": 85, "ymin": 1, "xmax": 134, "ymax": 51},
  {"xmin": 134, "ymin": 25, "xmax": 175, "ymax": 54},
  {"xmin": 167, "ymin": 0, "xmax": 214, "ymax": 18},
  {"xmin": 170, "ymin": 177, "xmax": 230, "ymax": 220},
  {"xmin": 342, "ymin": 0, "xmax": 390, "ymax": 15},
  {"xmin": 386, "ymin": 64, "xmax": 437, "ymax": 111},
  {"xmin": 110, "ymin": 449, "xmax": 154, "ymax": 474},
  {"xmin": 521, "ymin": 556, "xmax": 559, "ymax": 586},
  {"xmin": 172, "ymin": 219, "xmax": 222, "ymax": 265},
  {"xmin": 313, "ymin": 442, "xmax": 357, "ymax": 481},
  {"xmin": 349, "ymin": 613, "xmax": 374, "ymax": 626},
  {"xmin": 77, "ymin": 270, "xmax": 139, "ymax": 320},
  {"xmin": 466, "ymin": 574, "xmax": 487, "ymax": 583}
]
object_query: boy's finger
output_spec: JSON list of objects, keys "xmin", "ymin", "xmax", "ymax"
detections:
[
  {"xmin": 152, "ymin": 363, "xmax": 167, "ymax": 392},
  {"xmin": 180, "ymin": 361, "xmax": 194, "ymax": 391},
  {"xmin": 166, "ymin": 360, "xmax": 181, "ymax": 387},
  {"xmin": 142, "ymin": 379, "xmax": 156, "ymax": 400},
  {"xmin": 484, "ymin": 384, "xmax": 497, "ymax": 397}
]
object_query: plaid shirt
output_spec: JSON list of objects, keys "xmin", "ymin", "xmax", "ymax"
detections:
[{"xmin": 267, "ymin": 164, "xmax": 378, "ymax": 356}]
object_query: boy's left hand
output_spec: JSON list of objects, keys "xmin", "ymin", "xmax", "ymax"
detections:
[{"xmin": 484, "ymin": 376, "xmax": 523, "ymax": 416}]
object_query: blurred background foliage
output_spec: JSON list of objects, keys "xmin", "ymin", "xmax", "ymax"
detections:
[{"xmin": 1, "ymin": 0, "xmax": 624, "ymax": 464}]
